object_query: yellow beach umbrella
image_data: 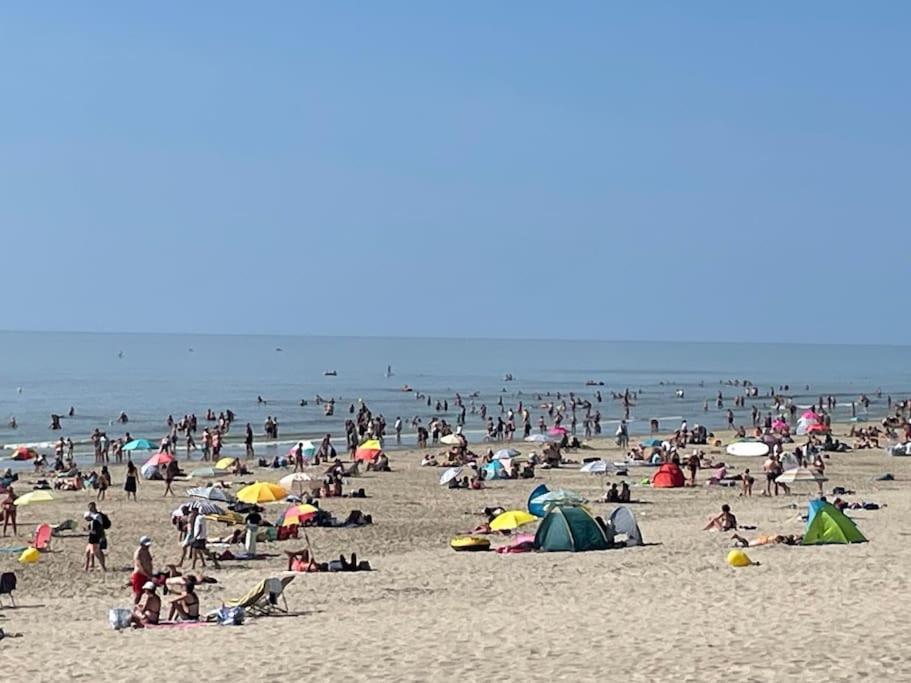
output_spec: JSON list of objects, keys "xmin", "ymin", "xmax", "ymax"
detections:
[
  {"xmin": 490, "ymin": 509, "xmax": 538, "ymax": 532},
  {"xmin": 360, "ymin": 439, "xmax": 381, "ymax": 451},
  {"xmin": 14, "ymin": 490, "xmax": 55, "ymax": 506},
  {"xmin": 214, "ymin": 457, "xmax": 237, "ymax": 470},
  {"xmin": 280, "ymin": 503, "xmax": 319, "ymax": 527},
  {"xmin": 236, "ymin": 481, "xmax": 289, "ymax": 504}
]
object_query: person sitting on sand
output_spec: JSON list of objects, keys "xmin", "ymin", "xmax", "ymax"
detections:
[
  {"xmin": 703, "ymin": 504, "xmax": 737, "ymax": 531},
  {"xmin": 131, "ymin": 581, "xmax": 161, "ymax": 627},
  {"xmin": 618, "ymin": 481, "xmax": 631, "ymax": 503},
  {"xmin": 167, "ymin": 575, "xmax": 200, "ymax": 621},
  {"xmin": 602, "ymin": 483, "xmax": 620, "ymax": 503},
  {"xmin": 731, "ymin": 533, "xmax": 801, "ymax": 547},
  {"xmin": 286, "ymin": 548, "xmax": 319, "ymax": 572}
]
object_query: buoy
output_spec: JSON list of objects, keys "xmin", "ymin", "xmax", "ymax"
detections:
[{"xmin": 726, "ymin": 549, "xmax": 753, "ymax": 567}]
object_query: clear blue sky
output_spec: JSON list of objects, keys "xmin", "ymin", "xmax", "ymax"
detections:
[{"xmin": 2, "ymin": 3, "xmax": 908, "ymax": 343}]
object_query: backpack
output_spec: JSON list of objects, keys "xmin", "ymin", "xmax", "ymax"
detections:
[{"xmin": 100, "ymin": 513, "xmax": 112, "ymax": 530}]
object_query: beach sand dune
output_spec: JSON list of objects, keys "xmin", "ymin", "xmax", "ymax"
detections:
[{"xmin": 2, "ymin": 431, "xmax": 910, "ymax": 681}]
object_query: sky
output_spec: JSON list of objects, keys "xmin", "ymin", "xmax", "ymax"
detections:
[{"xmin": 1, "ymin": 3, "xmax": 909, "ymax": 344}]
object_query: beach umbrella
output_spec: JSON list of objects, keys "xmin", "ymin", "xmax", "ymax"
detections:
[
  {"xmin": 548, "ymin": 427, "xmax": 568, "ymax": 437},
  {"xmin": 10, "ymin": 446, "xmax": 37, "ymax": 461},
  {"xmin": 354, "ymin": 444, "xmax": 382, "ymax": 462},
  {"xmin": 580, "ymin": 460, "xmax": 609, "ymax": 474},
  {"xmin": 531, "ymin": 490, "xmax": 587, "ymax": 507},
  {"xmin": 140, "ymin": 463, "xmax": 159, "ymax": 480},
  {"xmin": 801, "ymin": 410, "xmax": 819, "ymax": 421},
  {"xmin": 439, "ymin": 467, "xmax": 462, "ymax": 485},
  {"xmin": 641, "ymin": 439, "xmax": 662, "ymax": 448},
  {"xmin": 772, "ymin": 419, "xmax": 788, "ymax": 431},
  {"xmin": 174, "ymin": 500, "xmax": 224, "ymax": 516},
  {"xmin": 279, "ymin": 472, "xmax": 320, "ymax": 494},
  {"xmin": 490, "ymin": 509, "xmax": 538, "ymax": 532},
  {"xmin": 807, "ymin": 424, "xmax": 829, "ymax": 434},
  {"xmin": 279, "ymin": 503, "xmax": 318, "ymax": 527},
  {"xmin": 494, "ymin": 448, "xmax": 521, "ymax": 460},
  {"xmin": 214, "ymin": 457, "xmax": 237, "ymax": 470},
  {"xmin": 360, "ymin": 439, "xmax": 382, "ymax": 450},
  {"xmin": 123, "ymin": 439, "xmax": 156, "ymax": 451},
  {"xmin": 188, "ymin": 486, "xmax": 236, "ymax": 503},
  {"xmin": 440, "ymin": 434, "xmax": 462, "ymax": 446},
  {"xmin": 776, "ymin": 467, "xmax": 828, "ymax": 485},
  {"xmin": 236, "ymin": 481, "xmax": 289, "ymax": 504},
  {"xmin": 190, "ymin": 467, "xmax": 219, "ymax": 479},
  {"xmin": 143, "ymin": 452, "xmax": 174, "ymax": 468},
  {"xmin": 287, "ymin": 441, "xmax": 317, "ymax": 460},
  {"xmin": 13, "ymin": 490, "xmax": 54, "ymax": 506}
]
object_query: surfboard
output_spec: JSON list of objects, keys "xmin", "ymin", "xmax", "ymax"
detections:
[{"xmin": 725, "ymin": 441, "xmax": 770, "ymax": 457}]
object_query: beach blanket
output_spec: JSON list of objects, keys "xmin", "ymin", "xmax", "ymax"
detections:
[{"xmin": 146, "ymin": 621, "xmax": 211, "ymax": 630}]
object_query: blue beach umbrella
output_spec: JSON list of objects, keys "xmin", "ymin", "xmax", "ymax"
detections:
[{"xmin": 124, "ymin": 439, "xmax": 156, "ymax": 451}]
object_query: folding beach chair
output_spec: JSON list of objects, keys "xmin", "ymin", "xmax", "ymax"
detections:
[
  {"xmin": 224, "ymin": 575, "xmax": 295, "ymax": 616},
  {"xmin": 31, "ymin": 524, "xmax": 52, "ymax": 552}
]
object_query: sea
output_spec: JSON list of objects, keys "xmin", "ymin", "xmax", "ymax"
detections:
[{"xmin": 0, "ymin": 331, "xmax": 908, "ymax": 462}]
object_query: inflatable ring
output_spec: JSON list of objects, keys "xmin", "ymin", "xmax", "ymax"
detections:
[{"xmin": 450, "ymin": 536, "xmax": 491, "ymax": 552}]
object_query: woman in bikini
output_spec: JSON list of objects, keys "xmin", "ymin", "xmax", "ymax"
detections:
[{"xmin": 167, "ymin": 576, "xmax": 200, "ymax": 621}]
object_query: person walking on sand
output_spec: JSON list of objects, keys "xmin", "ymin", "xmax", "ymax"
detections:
[
  {"xmin": 163, "ymin": 459, "xmax": 179, "ymax": 497},
  {"xmin": 83, "ymin": 509, "xmax": 107, "ymax": 572}
]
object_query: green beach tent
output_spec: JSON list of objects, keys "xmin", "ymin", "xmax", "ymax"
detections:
[
  {"xmin": 803, "ymin": 502, "xmax": 866, "ymax": 545},
  {"xmin": 534, "ymin": 505, "xmax": 612, "ymax": 552}
]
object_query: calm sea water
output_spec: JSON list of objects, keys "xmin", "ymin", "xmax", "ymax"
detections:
[{"xmin": 0, "ymin": 331, "xmax": 908, "ymax": 454}]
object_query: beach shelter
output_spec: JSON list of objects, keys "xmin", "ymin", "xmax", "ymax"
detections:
[
  {"xmin": 527, "ymin": 484, "xmax": 549, "ymax": 518},
  {"xmin": 237, "ymin": 482, "xmax": 289, "ymax": 504},
  {"xmin": 651, "ymin": 463, "xmax": 685, "ymax": 488},
  {"xmin": 143, "ymin": 452, "xmax": 174, "ymax": 468},
  {"xmin": 531, "ymin": 489, "xmax": 587, "ymax": 507},
  {"xmin": 803, "ymin": 502, "xmax": 866, "ymax": 545},
  {"xmin": 609, "ymin": 506, "xmax": 643, "ymax": 546},
  {"xmin": 123, "ymin": 439, "xmax": 156, "ymax": 452},
  {"xmin": 482, "ymin": 460, "xmax": 507, "ymax": 480},
  {"xmin": 490, "ymin": 510, "xmax": 538, "ymax": 532},
  {"xmin": 534, "ymin": 506, "xmax": 612, "ymax": 552}
]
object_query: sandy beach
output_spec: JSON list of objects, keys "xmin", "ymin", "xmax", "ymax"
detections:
[{"xmin": 0, "ymin": 424, "xmax": 907, "ymax": 682}]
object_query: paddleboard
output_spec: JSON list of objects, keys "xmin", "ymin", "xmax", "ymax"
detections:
[{"xmin": 725, "ymin": 442, "xmax": 770, "ymax": 457}]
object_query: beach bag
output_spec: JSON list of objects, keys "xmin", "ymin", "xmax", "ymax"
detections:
[
  {"xmin": 216, "ymin": 606, "xmax": 245, "ymax": 626},
  {"xmin": 109, "ymin": 607, "xmax": 132, "ymax": 630}
]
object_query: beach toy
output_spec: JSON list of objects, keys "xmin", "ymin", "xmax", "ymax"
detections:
[
  {"xmin": 450, "ymin": 536, "xmax": 491, "ymax": 552},
  {"xmin": 18, "ymin": 547, "xmax": 40, "ymax": 564},
  {"xmin": 726, "ymin": 549, "xmax": 753, "ymax": 567}
]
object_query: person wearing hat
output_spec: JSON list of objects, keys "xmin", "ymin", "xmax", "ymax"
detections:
[
  {"xmin": 131, "ymin": 536, "xmax": 154, "ymax": 604},
  {"xmin": 130, "ymin": 580, "xmax": 161, "ymax": 628}
]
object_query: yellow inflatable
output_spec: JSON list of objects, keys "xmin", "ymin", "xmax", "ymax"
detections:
[
  {"xmin": 19, "ymin": 547, "xmax": 40, "ymax": 564},
  {"xmin": 450, "ymin": 536, "xmax": 491, "ymax": 552},
  {"xmin": 726, "ymin": 549, "xmax": 753, "ymax": 567}
]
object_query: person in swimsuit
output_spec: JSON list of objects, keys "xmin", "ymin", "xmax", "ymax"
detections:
[
  {"xmin": 167, "ymin": 576, "xmax": 200, "ymax": 621},
  {"xmin": 131, "ymin": 536, "xmax": 154, "ymax": 604},
  {"xmin": 131, "ymin": 582, "xmax": 161, "ymax": 627},
  {"xmin": 1, "ymin": 487, "xmax": 17, "ymax": 536},
  {"xmin": 703, "ymin": 504, "xmax": 737, "ymax": 531},
  {"xmin": 124, "ymin": 460, "xmax": 138, "ymax": 501}
]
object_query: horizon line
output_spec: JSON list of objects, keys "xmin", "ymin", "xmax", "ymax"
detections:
[{"xmin": 0, "ymin": 326, "xmax": 908, "ymax": 350}]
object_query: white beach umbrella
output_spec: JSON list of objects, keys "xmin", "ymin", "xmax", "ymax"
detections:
[
  {"xmin": 776, "ymin": 467, "xmax": 827, "ymax": 485},
  {"xmin": 279, "ymin": 472, "xmax": 320, "ymax": 493},
  {"xmin": 580, "ymin": 460, "xmax": 609, "ymax": 474},
  {"xmin": 439, "ymin": 467, "xmax": 462, "ymax": 485},
  {"xmin": 440, "ymin": 434, "xmax": 462, "ymax": 446},
  {"xmin": 494, "ymin": 448, "xmax": 521, "ymax": 460},
  {"xmin": 188, "ymin": 486, "xmax": 236, "ymax": 503}
]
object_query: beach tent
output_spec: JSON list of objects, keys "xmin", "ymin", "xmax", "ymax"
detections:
[
  {"xmin": 482, "ymin": 461, "xmax": 507, "ymax": 480},
  {"xmin": 609, "ymin": 506, "xmax": 643, "ymax": 546},
  {"xmin": 651, "ymin": 463, "xmax": 685, "ymax": 488},
  {"xmin": 534, "ymin": 506, "xmax": 612, "ymax": 552},
  {"xmin": 527, "ymin": 484, "xmax": 549, "ymax": 518},
  {"xmin": 803, "ymin": 502, "xmax": 866, "ymax": 545}
]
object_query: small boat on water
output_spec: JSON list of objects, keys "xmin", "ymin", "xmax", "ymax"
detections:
[
  {"xmin": 401, "ymin": 385, "xmax": 413, "ymax": 392},
  {"xmin": 324, "ymin": 370, "xmax": 337, "ymax": 377},
  {"xmin": 385, "ymin": 364, "xmax": 393, "ymax": 378}
]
